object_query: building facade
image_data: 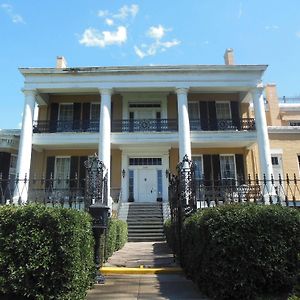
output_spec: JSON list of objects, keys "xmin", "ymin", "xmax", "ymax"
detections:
[{"xmin": 12, "ymin": 50, "xmax": 300, "ymax": 205}]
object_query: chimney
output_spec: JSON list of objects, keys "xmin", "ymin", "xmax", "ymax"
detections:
[
  {"xmin": 56, "ymin": 56, "xmax": 67, "ymax": 68},
  {"xmin": 224, "ymin": 48, "xmax": 235, "ymax": 65}
]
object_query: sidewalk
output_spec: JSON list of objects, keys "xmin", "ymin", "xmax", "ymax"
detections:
[{"xmin": 86, "ymin": 241, "xmax": 208, "ymax": 299}]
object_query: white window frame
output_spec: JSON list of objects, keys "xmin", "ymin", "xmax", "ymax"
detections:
[
  {"xmin": 54, "ymin": 156, "xmax": 71, "ymax": 189},
  {"xmin": 219, "ymin": 154, "xmax": 237, "ymax": 181},
  {"xmin": 192, "ymin": 155, "xmax": 204, "ymax": 180},
  {"xmin": 216, "ymin": 101, "xmax": 231, "ymax": 120}
]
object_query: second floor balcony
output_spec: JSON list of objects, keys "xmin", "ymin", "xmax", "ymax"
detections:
[{"xmin": 33, "ymin": 118, "xmax": 255, "ymax": 134}]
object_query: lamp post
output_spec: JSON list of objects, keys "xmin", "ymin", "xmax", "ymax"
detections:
[
  {"xmin": 84, "ymin": 154, "xmax": 109, "ymax": 284},
  {"xmin": 89, "ymin": 201, "xmax": 109, "ymax": 284}
]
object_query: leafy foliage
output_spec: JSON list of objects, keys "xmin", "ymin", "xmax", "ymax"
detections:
[
  {"xmin": 0, "ymin": 205, "xmax": 94, "ymax": 300},
  {"xmin": 104, "ymin": 218, "xmax": 127, "ymax": 261},
  {"xmin": 165, "ymin": 204, "xmax": 300, "ymax": 300}
]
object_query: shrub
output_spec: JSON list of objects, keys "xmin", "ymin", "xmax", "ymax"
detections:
[
  {"xmin": 0, "ymin": 205, "xmax": 94, "ymax": 300},
  {"xmin": 166, "ymin": 204, "xmax": 300, "ymax": 300},
  {"xmin": 104, "ymin": 218, "xmax": 127, "ymax": 261}
]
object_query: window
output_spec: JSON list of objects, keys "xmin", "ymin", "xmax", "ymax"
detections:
[
  {"xmin": 129, "ymin": 158, "xmax": 162, "ymax": 166},
  {"xmin": 9, "ymin": 154, "xmax": 17, "ymax": 174},
  {"xmin": 157, "ymin": 170, "xmax": 163, "ymax": 199},
  {"xmin": 220, "ymin": 155, "xmax": 236, "ymax": 184},
  {"xmin": 188, "ymin": 102, "xmax": 201, "ymax": 130},
  {"xmin": 58, "ymin": 104, "xmax": 73, "ymax": 131},
  {"xmin": 128, "ymin": 170, "xmax": 134, "ymax": 201},
  {"xmin": 271, "ymin": 156, "xmax": 279, "ymax": 166},
  {"xmin": 216, "ymin": 102, "xmax": 231, "ymax": 119},
  {"xmin": 289, "ymin": 121, "xmax": 300, "ymax": 126},
  {"xmin": 90, "ymin": 103, "xmax": 100, "ymax": 130},
  {"xmin": 192, "ymin": 156, "xmax": 203, "ymax": 180},
  {"xmin": 54, "ymin": 157, "xmax": 70, "ymax": 189}
]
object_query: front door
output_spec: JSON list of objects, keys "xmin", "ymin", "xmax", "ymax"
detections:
[{"xmin": 137, "ymin": 169, "xmax": 157, "ymax": 202}]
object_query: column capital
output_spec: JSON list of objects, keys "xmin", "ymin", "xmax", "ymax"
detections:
[
  {"xmin": 251, "ymin": 83, "xmax": 265, "ymax": 97},
  {"xmin": 175, "ymin": 87, "xmax": 189, "ymax": 95},
  {"xmin": 98, "ymin": 88, "xmax": 113, "ymax": 96},
  {"xmin": 22, "ymin": 89, "xmax": 37, "ymax": 97}
]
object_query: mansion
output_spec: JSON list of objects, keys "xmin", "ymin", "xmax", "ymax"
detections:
[{"xmin": 1, "ymin": 49, "xmax": 300, "ymax": 206}]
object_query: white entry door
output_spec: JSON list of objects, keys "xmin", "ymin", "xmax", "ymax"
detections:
[{"xmin": 137, "ymin": 169, "xmax": 157, "ymax": 202}]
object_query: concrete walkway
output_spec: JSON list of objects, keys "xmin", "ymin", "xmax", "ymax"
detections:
[{"xmin": 86, "ymin": 241, "xmax": 208, "ymax": 299}]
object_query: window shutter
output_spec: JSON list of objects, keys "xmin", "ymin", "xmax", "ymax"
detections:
[
  {"xmin": 208, "ymin": 101, "xmax": 217, "ymax": 130},
  {"xmin": 235, "ymin": 154, "xmax": 245, "ymax": 184},
  {"xmin": 46, "ymin": 156, "xmax": 55, "ymax": 188},
  {"xmin": 73, "ymin": 103, "xmax": 81, "ymax": 130},
  {"xmin": 49, "ymin": 103, "xmax": 59, "ymax": 132},
  {"xmin": 231, "ymin": 101, "xmax": 240, "ymax": 130},
  {"xmin": 82, "ymin": 103, "xmax": 90, "ymax": 131},
  {"xmin": 70, "ymin": 156, "xmax": 79, "ymax": 188},
  {"xmin": 199, "ymin": 102, "xmax": 208, "ymax": 130},
  {"xmin": 212, "ymin": 154, "xmax": 221, "ymax": 185},
  {"xmin": 203, "ymin": 155, "xmax": 212, "ymax": 185},
  {"xmin": 0, "ymin": 152, "xmax": 11, "ymax": 180}
]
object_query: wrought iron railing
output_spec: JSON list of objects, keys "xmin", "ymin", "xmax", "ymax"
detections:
[
  {"xmin": 279, "ymin": 96, "xmax": 300, "ymax": 103},
  {"xmin": 190, "ymin": 118, "xmax": 255, "ymax": 131},
  {"xmin": 111, "ymin": 119, "xmax": 178, "ymax": 132},
  {"xmin": 33, "ymin": 118, "xmax": 255, "ymax": 133}
]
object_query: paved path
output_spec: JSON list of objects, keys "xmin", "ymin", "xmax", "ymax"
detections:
[
  {"xmin": 86, "ymin": 241, "xmax": 208, "ymax": 299},
  {"xmin": 104, "ymin": 241, "xmax": 177, "ymax": 268},
  {"xmin": 86, "ymin": 274, "xmax": 208, "ymax": 299}
]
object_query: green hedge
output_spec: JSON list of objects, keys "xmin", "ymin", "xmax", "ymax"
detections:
[
  {"xmin": 0, "ymin": 205, "xmax": 94, "ymax": 300},
  {"xmin": 104, "ymin": 218, "xmax": 127, "ymax": 261},
  {"xmin": 165, "ymin": 204, "xmax": 300, "ymax": 300}
]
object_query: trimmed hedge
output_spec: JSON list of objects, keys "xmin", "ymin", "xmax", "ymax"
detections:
[
  {"xmin": 0, "ymin": 205, "xmax": 94, "ymax": 300},
  {"xmin": 165, "ymin": 204, "xmax": 300, "ymax": 300},
  {"xmin": 104, "ymin": 218, "xmax": 127, "ymax": 261}
]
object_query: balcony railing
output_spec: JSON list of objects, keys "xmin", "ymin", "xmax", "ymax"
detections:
[
  {"xmin": 189, "ymin": 118, "xmax": 255, "ymax": 131},
  {"xmin": 279, "ymin": 96, "xmax": 300, "ymax": 103},
  {"xmin": 33, "ymin": 118, "xmax": 255, "ymax": 133}
]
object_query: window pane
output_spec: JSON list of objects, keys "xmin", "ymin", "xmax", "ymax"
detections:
[
  {"xmin": 54, "ymin": 157, "xmax": 70, "ymax": 189},
  {"xmin": 59, "ymin": 105, "xmax": 73, "ymax": 121},
  {"xmin": 220, "ymin": 155, "xmax": 236, "ymax": 179},
  {"xmin": 192, "ymin": 156, "xmax": 203, "ymax": 180},
  {"xmin": 90, "ymin": 104, "xmax": 100, "ymax": 120},
  {"xmin": 216, "ymin": 102, "xmax": 231, "ymax": 119},
  {"xmin": 157, "ymin": 170, "xmax": 162, "ymax": 199}
]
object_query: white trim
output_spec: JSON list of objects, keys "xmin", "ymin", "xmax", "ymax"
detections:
[{"xmin": 270, "ymin": 148, "xmax": 283, "ymax": 154}]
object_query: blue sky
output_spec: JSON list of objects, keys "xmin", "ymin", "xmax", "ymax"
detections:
[{"xmin": 1, "ymin": 0, "xmax": 300, "ymax": 129}]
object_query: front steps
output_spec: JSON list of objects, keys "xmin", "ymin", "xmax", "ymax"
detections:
[{"xmin": 122, "ymin": 202, "xmax": 165, "ymax": 242}]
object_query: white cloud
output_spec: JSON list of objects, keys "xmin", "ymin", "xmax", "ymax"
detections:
[
  {"xmin": 1, "ymin": 3, "xmax": 25, "ymax": 24},
  {"xmin": 98, "ymin": 10, "xmax": 109, "ymax": 17},
  {"xmin": 265, "ymin": 25, "xmax": 279, "ymax": 30},
  {"xmin": 134, "ymin": 25, "xmax": 180, "ymax": 59},
  {"xmin": 147, "ymin": 25, "xmax": 166, "ymax": 40},
  {"xmin": 79, "ymin": 26, "xmax": 127, "ymax": 48},
  {"xmin": 105, "ymin": 18, "xmax": 114, "ymax": 26},
  {"xmin": 113, "ymin": 4, "xmax": 138, "ymax": 19}
]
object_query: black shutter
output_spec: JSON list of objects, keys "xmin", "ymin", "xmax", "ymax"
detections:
[
  {"xmin": 73, "ymin": 103, "xmax": 81, "ymax": 131},
  {"xmin": 212, "ymin": 154, "xmax": 221, "ymax": 186},
  {"xmin": 208, "ymin": 101, "xmax": 217, "ymax": 130},
  {"xmin": 199, "ymin": 102, "xmax": 208, "ymax": 130},
  {"xmin": 79, "ymin": 156, "xmax": 88, "ymax": 190},
  {"xmin": 0, "ymin": 152, "xmax": 11, "ymax": 180},
  {"xmin": 46, "ymin": 156, "xmax": 55, "ymax": 188},
  {"xmin": 49, "ymin": 103, "xmax": 59, "ymax": 132},
  {"xmin": 82, "ymin": 103, "xmax": 90, "ymax": 131},
  {"xmin": 235, "ymin": 154, "xmax": 245, "ymax": 184},
  {"xmin": 231, "ymin": 101, "xmax": 240, "ymax": 130},
  {"xmin": 70, "ymin": 156, "xmax": 79, "ymax": 188},
  {"xmin": 203, "ymin": 155, "xmax": 212, "ymax": 186}
]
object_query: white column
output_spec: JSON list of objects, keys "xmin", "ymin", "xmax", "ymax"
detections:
[
  {"xmin": 252, "ymin": 85, "xmax": 273, "ymax": 204},
  {"xmin": 15, "ymin": 89, "xmax": 36, "ymax": 203},
  {"xmin": 98, "ymin": 88, "xmax": 112, "ymax": 204},
  {"xmin": 176, "ymin": 88, "xmax": 191, "ymax": 160}
]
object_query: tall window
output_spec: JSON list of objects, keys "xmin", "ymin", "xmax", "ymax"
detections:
[
  {"xmin": 157, "ymin": 170, "xmax": 163, "ymax": 200},
  {"xmin": 128, "ymin": 170, "xmax": 134, "ymax": 201},
  {"xmin": 188, "ymin": 102, "xmax": 201, "ymax": 130},
  {"xmin": 192, "ymin": 156, "xmax": 203, "ymax": 180},
  {"xmin": 90, "ymin": 103, "xmax": 100, "ymax": 130},
  {"xmin": 58, "ymin": 104, "xmax": 73, "ymax": 131},
  {"xmin": 220, "ymin": 155, "xmax": 236, "ymax": 184},
  {"xmin": 54, "ymin": 157, "xmax": 70, "ymax": 189},
  {"xmin": 216, "ymin": 102, "xmax": 231, "ymax": 119}
]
